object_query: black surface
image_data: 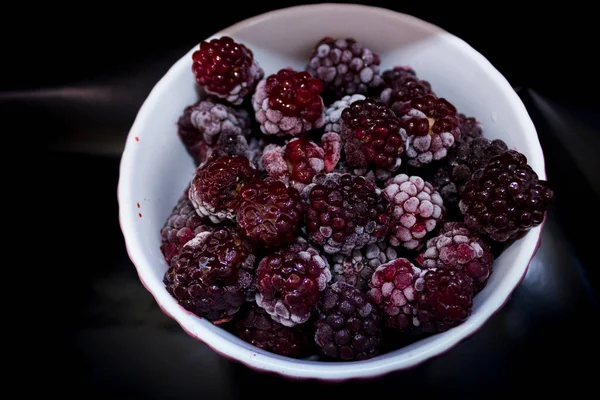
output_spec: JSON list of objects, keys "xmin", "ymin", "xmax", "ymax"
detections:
[{"xmin": 16, "ymin": 1, "xmax": 600, "ymax": 398}]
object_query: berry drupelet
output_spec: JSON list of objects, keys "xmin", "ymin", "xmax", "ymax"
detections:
[
  {"xmin": 340, "ymin": 97, "xmax": 407, "ymax": 173},
  {"xmin": 314, "ymin": 282, "xmax": 382, "ymax": 361},
  {"xmin": 234, "ymin": 303, "xmax": 312, "ymax": 358},
  {"xmin": 192, "ymin": 36, "xmax": 264, "ymax": 105},
  {"xmin": 164, "ymin": 228, "xmax": 256, "ymax": 324},
  {"xmin": 432, "ymin": 137, "xmax": 509, "ymax": 216},
  {"xmin": 416, "ymin": 222, "xmax": 494, "ymax": 293},
  {"xmin": 160, "ymin": 191, "xmax": 212, "ymax": 267},
  {"xmin": 255, "ymin": 238, "xmax": 331, "ymax": 326},
  {"xmin": 367, "ymin": 258, "xmax": 425, "ymax": 332},
  {"xmin": 459, "ymin": 150, "xmax": 554, "ymax": 242},
  {"xmin": 331, "ymin": 242, "xmax": 398, "ymax": 292},
  {"xmin": 301, "ymin": 172, "xmax": 389, "ymax": 255},
  {"xmin": 252, "ymin": 69, "xmax": 325, "ymax": 137},
  {"xmin": 188, "ymin": 155, "xmax": 260, "ymax": 223},
  {"xmin": 235, "ymin": 179, "xmax": 304, "ymax": 250},
  {"xmin": 394, "ymin": 94, "xmax": 461, "ymax": 167},
  {"xmin": 382, "ymin": 174, "xmax": 445, "ymax": 250},
  {"xmin": 307, "ymin": 37, "xmax": 383, "ymax": 99}
]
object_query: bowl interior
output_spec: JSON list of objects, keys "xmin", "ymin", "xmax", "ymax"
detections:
[{"xmin": 118, "ymin": 4, "xmax": 545, "ymax": 379}]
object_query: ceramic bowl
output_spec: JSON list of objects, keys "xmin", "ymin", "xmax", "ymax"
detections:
[{"xmin": 118, "ymin": 3, "xmax": 546, "ymax": 381}]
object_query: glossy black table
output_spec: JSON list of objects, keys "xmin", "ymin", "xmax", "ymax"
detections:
[{"xmin": 26, "ymin": 3, "xmax": 600, "ymax": 398}]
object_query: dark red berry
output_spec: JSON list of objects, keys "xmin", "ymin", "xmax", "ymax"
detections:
[
  {"xmin": 367, "ymin": 258, "xmax": 424, "ymax": 331},
  {"xmin": 458, "ymin": 113, "xmax": 483, "ymax": 139},
  {"xmin": 164, "ymin": 228, "xmax": 256, "ymax": 324},
  {"xmin": 395, "ymin": 94, "xmax": 461, "ymax": 167},
  {"xmin": 236, "ymin": 179, "xmax": 304, "ymax": 249},
  {"xmin": 160, "ymin": 191, "xmax": 211, "ymax": 267},
  {"xmin": 340, "ymin": 97, "xmax": 406, "ymax": 172},
  {"xmin": 459, "ymin": 150, "xmax": 554, "ymax": 242},
  {"xmin": 253, "ymin": 69, "xmax": 325, "ymax": 136},
  {"xmin": 315, "ymin": 282, "xmax": 382, "ymax": 361},
  {"xmin": 416, "ymin": 222, "xmax": 494, "ymax": 293},
  {"xmin": 380, "ymin": 66, "xmax": 434, "ymax": 105},
  {"xmin": 307, "ymin": 37, "xmax": 383, "ymax": 99},
  {"xmin": 415, "ymin": 268, "xmax": 474, "ymax": 333},
  {"xmin": 301, "ymin": 172, "xmax": 389, "ymax": 255},
  {"xmin": 432, "ymin": 137, "xmax": 508, "ymax": 216},
  {"xmin": 192, "ymin": 36, "xmax": 263, "ymax": 105},
  {"xmin": 234, "ymin": 303, "xmax": 312, "ymax": 358},
  {"xmin": 255, "ymin": 238, "xmax": 331, "ymax": 326},
  {"xmin": 189, "ymin": 155, "xmax": 259, "ymax": 223}
]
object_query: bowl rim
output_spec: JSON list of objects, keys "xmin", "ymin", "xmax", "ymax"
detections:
[{"xmin": 117, "ymin": 2, "xmax": 546, "ymax": 380}]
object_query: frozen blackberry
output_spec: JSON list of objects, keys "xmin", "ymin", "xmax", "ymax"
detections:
[
  {"xmin": 415, "ymin": 268, "xmax": 474, "ymax": 333},
  {"xmin": 189, "ymin": 155, "xmax": 259, "ymax": 223},
  {"xmin": 307, "ymin": 37, "xmax": 383, "ymax": 99},
  {"xmin": 394, "ymin": 94, "xmax": 461, "ymax": 167},
  {"xmin": 323, "ymin": 94, "xmax": 366, "ymax": 134},
  {"xmin": 236, "ymin": 179, "xmax": 304, "ymax": 250},
  {"xmin": 252, "ymin": 69, "xmax": 325, "ymax": 137},
  {"xmin": 459, "ymin": 150, "xmax": 554, "ymax": 242},
  {"xmin": 187, "ymin": 97, "xmax": 251, "ymax": 145},
  {"xmin": 331, "ymin": 242, "xmax": 398, "ymax": 292},
  {"xmin": 160, "ymin": 192, "xmax": 212, "ymax": 267},
  {"xmin": 432, "ymin": 137, "xmax": 509, "ymax": 213},
  {"xmin": 367, "ymin": 258, "xmax": 425, "ymax": 332},
  {"xmin": 340, "ymin": 97, "xmax": 407, "ymax": 172},
  {"xmin": 260, "ymin": 138, "xmax": 325, "ymax": 191},
  {"xmin": 315, "ymin": 282, "xmax": 382, "ymax": 361},
  {"xmin": 301, "ymin": 172, "xmax": 389, "ymax": 255},
  {"xmin": 177, "ymin": 102, "xmax": 211, "ymax": 165},
  {"xmin": 235, "ymin": 303, "xmax": 312, "ymax": 358},
  {"xmin": 209, "ymin": 131, "xmax": 264, "ymax": 167},
  {"xmin": 255, "ymin": 238, "xmax": 331, "ymax": 327},
  {"xmin": 380, "ymin": 67, "xmax": 434, "ymax": 106},
  {"xmin": 458, "ymin": 113, "xmax": 483, "ymax": 139},
  {"xmin": 382, "ymin": 174, "xmax": 445, "ymax": 250},
  {"xmin": 192, "ymin": 36, "xmax": 264, "ymax": 105},
  {"xmin": 416, "ymin": 222, "xmax": 494, "ymax": 293},
  {"xmin": 164, "ymin": 228, "xmax": 256, "ymax": 324}
]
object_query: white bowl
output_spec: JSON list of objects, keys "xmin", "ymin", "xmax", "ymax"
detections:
[{"xmin": 118, "ymin": 3, "xmax": 546, "ymax": 380}]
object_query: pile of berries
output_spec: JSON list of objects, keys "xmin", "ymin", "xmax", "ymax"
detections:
[{"xmin": 160, "ymin": 35, "xmax": 554, "ymax": 362}]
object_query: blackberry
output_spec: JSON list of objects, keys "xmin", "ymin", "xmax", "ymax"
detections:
[
  {"xmin": 211, "ymin": 131, "xmax": 264, "ymax": 168},
  {"xmin": 301, "ymin": 172, "xmax": 389, "ymax": 255},
  {"xmin": 160, "ymin": 191, "xmax": 211, "ymax": 267},
  {"xmin": 234, "ymin": 303, "xmax": 312, "ymax": 358},
  {"xmin": 394, "ymin": 94, "xmax": 461, "ymax": 167},
  {"xmin": 459, "ymin": 150, "xmax": 554, "ymax": 242},
  {"xmin": 367, "ymin": 258, "xmax": 425, "ymax": 332},
  {"xmin": 164, "ymin": 228, "xmax": 256, "ymax": 324},
  {"xmin": 188, "ymin": 155, "xmax": 259, "ymax": 223},
  {"xmin": 314, "ymin": 282, "xmax": 382, "ymax": 361},
  {"xmin": 259, "ymin": 138, "xmax": 326, "ymax": 191},
  {"xmin": 458, "ymin": 113, "xmax": 483, "ymax": 139},
  {"xmin": 380, "ymin": 67, "xmax": 434, "ymax": 106},
  {"xmin": 307, "ymin": 37, "xmax": 383, "ymax": 99},
  {"xmin": 323, "ymin": 94, "xmax": 366, "ymax": 134},
  {"xmin": 192, "ymin": 36, "xmax": 264, "ymax": 105},
  {"xmin": 252, "ymin": 69, "xmax": 325, "ymax": 137},
  {"xmin": 340, "ymin": 97, "xmax": 407, "ymax": 172},
  {"xmin": 255, "ymin": 238, "xmax": 331, "ymax": 326},
  {"xmin": 382, "ymin": 174, "xmax": 445, "ymax": 250},
  {"xmin": 177, "ymin": 102, "xmax": 211, "ymax": 165},
  {"xmin": 432, "ymin": 137, "xmax": 509, "ymax": 214},
  {"xmin": 236, "ymin": 179, "xmax": 304, "ymax": 250},
  {"xmin": 188, "ymin": 98, "xmax": 251, "ymax": 146},
  {"xmin": 416, "ymin": 222, "xmax": 494, "ymax": 293},
  {"xmin": 331, "ymin": 242, "xmax": 398, "ymax": 292},
  {"xmin": 415, "ymin": 268, "xmax": 474, "ymax": 333}
]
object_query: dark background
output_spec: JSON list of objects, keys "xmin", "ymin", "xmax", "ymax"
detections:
[{"xmin": 13, "ymin": 1, "xmax": 599, "ymax": 398}]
